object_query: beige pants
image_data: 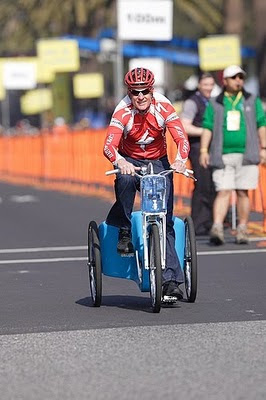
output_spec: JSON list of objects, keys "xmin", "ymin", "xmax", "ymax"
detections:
[{"xmin": 212, "ymin": 153, "xmax": 259, "ymax": 191}]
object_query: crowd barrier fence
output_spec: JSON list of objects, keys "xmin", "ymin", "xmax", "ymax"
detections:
[{"xmin": 0, "ymin": 129, "xmax": 265, "ymax": 232}]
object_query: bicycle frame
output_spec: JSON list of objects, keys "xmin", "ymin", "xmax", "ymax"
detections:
[
  {"xmin": 142, "ymin": 212, "xmax": 166, "ymax": 270},
  {"xmin": 135, "ymin": 164, "xmax": 168, "ymax": 272}
]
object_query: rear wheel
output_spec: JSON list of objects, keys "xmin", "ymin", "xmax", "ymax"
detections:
[
  {"xmin": 88, "ymin": 221, "xmax": 102, "ymax": 307},
  {"xmin": 149, "ymin": 223, "xmax": 162, "ymax": 313},
  {"xmin": 184, "ymin": 216, "xmax": 197, "ymax": 302}
]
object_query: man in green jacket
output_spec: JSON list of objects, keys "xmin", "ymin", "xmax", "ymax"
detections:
[{"xmin": 200, "ymin": 65, "xmax": 266, "ymax": 245}]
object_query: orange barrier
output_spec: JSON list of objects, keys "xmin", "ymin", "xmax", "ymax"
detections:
[
  {"xmin": 0, "ymin": 130, "xmax": 265, "ymax": 231},
  {"xmin": 258, "ymin": 165, "xmax": 266, "ymax": 232}
]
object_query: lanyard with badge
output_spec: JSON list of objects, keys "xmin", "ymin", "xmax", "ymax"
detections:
[{"xmin": 224, "ymin": 91, "xmax": 242, "ymax": 131}]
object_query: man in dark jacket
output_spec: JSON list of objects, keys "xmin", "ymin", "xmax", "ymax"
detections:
[{"xmin": 181, "ymin": 72, "xmax": 216, "ymax": 235}]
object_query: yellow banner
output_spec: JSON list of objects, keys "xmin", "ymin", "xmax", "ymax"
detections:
[
  {"xmin": 0, "ymin": 61, "xmax": 5, "ymax": 100},
  {"xmin": 198, "ymin": 35, "xmax": 241, "ymax": 71},
  {"xmin": 73, "ymin": 73, "xmax": 104, "ymax": 98},
  {"xmin": 21, "ymin": 89, "xmax": 53, "ymax": 115},
  {"xmin": 35, "ymin": 59, "xmax": 55, "ymax": 83},
  {"xmin": 37, "ymin": 39, "xmax": 80, "ymax": 72}
]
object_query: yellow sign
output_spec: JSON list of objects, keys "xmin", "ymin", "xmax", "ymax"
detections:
[
  {"xmin": 0, "ymin": 61, "xmax": 6, "ymax": 100},
  {"xmin": 37, "ymin": 39, "xmax": 80, "ymax": 72},
  {"xmin": 73, "ymin": 73, "xmax": 104, "ymax": 98},
  {"xmin": 35, "ymin": 59, "xmax": 55, "ymax": 83},
  {"xmin": 198, "ymin": 35, "xmax": 241, "ymax": 71},
  {"xmin": 21, "ymin": 89, "xmax": 53, "ymax": 115},
  {"xmin": 0, "ymin": 86, "xmax": 5, "ymax": 101}
]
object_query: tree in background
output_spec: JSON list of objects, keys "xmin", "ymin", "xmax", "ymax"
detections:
[
  {"xmin": 0, "ymin": 1, "xmax": 264, "ymax": 98},
  {"xmin": 223, "ymin": 0, "xmax": 265, "ymax": 99},
  {"xmin": 253, "ymin": 0, "xmax": 266, "ymax": 99},
  {"xmin": 0, "ymin": 0, "xmax": 111, "ymax": 54}
]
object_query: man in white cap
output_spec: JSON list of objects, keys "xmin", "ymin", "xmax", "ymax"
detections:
[
  {"xmin": 200, "ymin": 65, "xmax": 266, "ymax": 245},
  {"xmin": 222, "ymin": 65, "xmax": 246, "ymax": 79}
]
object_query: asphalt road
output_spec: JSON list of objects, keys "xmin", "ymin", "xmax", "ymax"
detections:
[{"xmin": 0, "ymin": 181, "xmax": 265, "ymax": 400}]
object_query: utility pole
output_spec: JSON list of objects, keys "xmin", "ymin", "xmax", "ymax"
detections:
[
  {"xmin": 1, "ymin": 93, "xmax": 10, "ymax": 131},
  {"xmin": 115, "ymin": 38, "xmax": 124, "ymax": 104},
  {"xmin": 254, "ymin": 0, "xmax": 266, "ymax": 99}
]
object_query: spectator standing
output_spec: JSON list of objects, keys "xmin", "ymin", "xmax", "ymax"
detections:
[
  {"xmin": 52, "ymin": 117, "xmax": 70, "ymax": 136},
  {"xmin": 200, "ymin": 65, "xmax": 266, "ymax": 245},
  {"xmin": 181, "ymin": 72, "xmax": 216, "ymax": 235}
]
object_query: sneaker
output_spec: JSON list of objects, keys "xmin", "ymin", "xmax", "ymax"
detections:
[
  {"xmin": 210, "ymin": 224, "xmax": 224, "ymax": 245},
  {"xmin": 236, "ymin": 224, "xmax": 249, "ymax": 244},
  {"xmin": 117, "ymin": 228, "xmax": 134, "ymax": 254},
  {"xmin": 162, "ymin": 281, "xmax": 183, "ymax": 300}
]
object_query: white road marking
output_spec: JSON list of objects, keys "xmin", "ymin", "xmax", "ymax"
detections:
[
  {"xmin": 0, "ymin": 246, "xmax": 86, "ymax": 254},
  {"xmin": 0, "ymin": 244, "xmax": 265, "ymax": 265},
  {"xmin": 196, "ymin": 236, "xmax": 266, "ymax": 244},
  {"xmin": 198, "ymin": 248, "xmax": 266, "ymax": 255},
  {"xmin": 0, "ymin": 257, "xmax": 87, "ymax": 265},
  {"xmin": 248, "ymin": 236, "xmax": 266, "ymax": 242},
  {"xmin": 0, "ymin": 240, "xmax": 265, "ymax": 256},
  {"xmin": 10, "ymin": 195, "xmax": 39, "ymax": 203}
]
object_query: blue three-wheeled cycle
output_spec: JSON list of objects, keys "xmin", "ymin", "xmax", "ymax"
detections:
[{"xmin": 87, "ymin": 163, "xmax": 198, "ymax": 313}]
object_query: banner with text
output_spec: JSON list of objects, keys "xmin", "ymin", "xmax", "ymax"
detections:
[
  {"xmin": 117, "ymin": 0, "xmax": 173, "ymax": 41},
  {"xmin": 198, "ymin": 35, "xmax": 241, "ymax": 71},
  {"xmin": 37, "ymin": 39, "xmax": 80, "ymax": 73},
  {"xmin": 3, "ymin": 61, "xmax": 37, "ymax": 90}
]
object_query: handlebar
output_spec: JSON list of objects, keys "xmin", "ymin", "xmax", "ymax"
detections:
[
  {"xmin": 105, "ymin": 167, "xmax": 197, "ymax": 181},
  {"xmin": 105, "ymin": 168, "xmax": 121, "ymax": 176}
]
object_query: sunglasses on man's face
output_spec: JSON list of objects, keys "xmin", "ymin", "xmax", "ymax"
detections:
[
  {"xmin": 130, "ymin": 88, "xmax": 151, "ymax": 96},
  {"xmin": 230, "ymin": 74, "xmax": 244, "ymax": 80}
]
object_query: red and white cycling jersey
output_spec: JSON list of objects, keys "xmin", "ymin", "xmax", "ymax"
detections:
[{"xmin": 103, "ymin": 91, "xmax": 190, "ymax": 164}]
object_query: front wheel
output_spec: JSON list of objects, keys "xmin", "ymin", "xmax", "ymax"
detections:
[
  {"xmin": 88, "ymin": 221, "xmax": 102, "ymax": 307},
  {"xmin": 149, "ymin": 223, "xmax": 162, "ymax": 313},
  {"xmin": 183, "ymin": 216, "xmax": 197, "ymax": 302}
]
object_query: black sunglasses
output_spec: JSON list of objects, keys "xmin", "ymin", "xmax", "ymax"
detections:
[
  {"xmin": 130, "ymin": 88, "xmax": 151, "ymax": 96},
  {"xmin": 230, "ymin": 74, "xmax": 244, "ymax": 80}
]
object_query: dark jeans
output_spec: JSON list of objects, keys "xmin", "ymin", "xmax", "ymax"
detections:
[
  {"xmin": 106, "ymin": 156, "xmax": 184, "ymax": 284},
  {"xmin": 189, "ymin": 141, "xmax": 216, "ymax": 235}
]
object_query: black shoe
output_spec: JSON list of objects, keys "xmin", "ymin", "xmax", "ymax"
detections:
[
  {"xmin": 117, "ymin": 228, "xmax": 134, "ymax": 254},
  {"xmin": 162, "ymin": 281, "xmax": 183, "ymax": 300}
]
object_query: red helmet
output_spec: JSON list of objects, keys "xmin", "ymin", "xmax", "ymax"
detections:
[{"xmin": 124, "ymin": 67, "xmax": 155, "ymax": 89}]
